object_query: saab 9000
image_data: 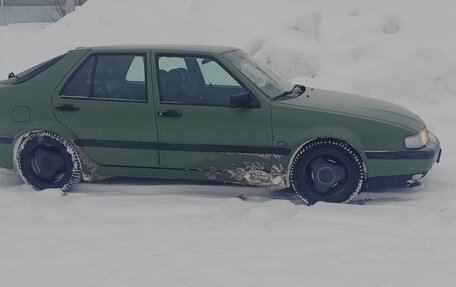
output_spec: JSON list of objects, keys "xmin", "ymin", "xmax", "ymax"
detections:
[{"xmin": 0, "ymin": 45, "xmax": 441, "ymax": 204}]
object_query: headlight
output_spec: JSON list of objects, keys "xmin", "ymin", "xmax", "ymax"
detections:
[{"xmin": 405, "ymin": 128, "xmax": 429, "ymax": 149}]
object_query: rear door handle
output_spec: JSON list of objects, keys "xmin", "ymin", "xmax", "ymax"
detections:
[
  {"xmin": 157, "ymin": 110, "xmax": 183, "ymax": 118},
  {"xmin": 55, "ymin": 104, "xmax": 80, "ymax": 112}
]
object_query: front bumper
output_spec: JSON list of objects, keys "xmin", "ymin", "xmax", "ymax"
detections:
[
  {"xmin": 367, "ymin": 173, "xmax": 428, "ymax": 189},
  {"xmin": 365, "ymin": 131, "xmax": 441, "ymax": 186},
  {"xmin": 427, "ymin": 131, "xmax": 442, "ymax": 164}
]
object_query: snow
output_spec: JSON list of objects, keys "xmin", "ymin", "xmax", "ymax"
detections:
[{"xmin": 1, "ymin": 0, "xmax": 456, "ymax": 286}]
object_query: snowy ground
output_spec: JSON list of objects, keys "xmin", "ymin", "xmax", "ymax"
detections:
[{"xmin": 1, "ymin": 0, "xmax": 456, "ymax": 286}]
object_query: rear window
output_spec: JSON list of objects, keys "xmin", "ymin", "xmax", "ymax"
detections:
[{"xmin": 0, "ymin": 54, "xmax": 65, "ymax": 85}]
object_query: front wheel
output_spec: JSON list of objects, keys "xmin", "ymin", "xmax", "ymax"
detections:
[
  {"xmin": 15, "ymin": 131, "xmax": 82, "ymax": 192},
  {"xmin": 290, "ymin": 139, "xmax": 366, "ymax": 204}
]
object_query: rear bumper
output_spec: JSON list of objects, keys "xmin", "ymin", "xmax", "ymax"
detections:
[{"xmin": 0, "ymin": 136, "xmax": 14, "ymax": 170}]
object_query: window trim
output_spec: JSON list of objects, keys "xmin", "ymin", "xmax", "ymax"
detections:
[
  {"xmin": 155, "ymin": 53, "xmax": 260, "ymax": 108},
  {"xmin": 60, "ymin": 52, "xmax": 149, "ymax": 103},
  {"xmin": 60, "ymin": 55, "xmax": 95, "ymax": 99}
]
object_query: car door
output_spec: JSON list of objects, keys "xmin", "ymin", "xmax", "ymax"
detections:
[
  {"xmin": 52, "ymin": 51, "xmax": 159, "ymax": 168},
  {"xmin": 153, "ymin": 53, "xmax": 276, "ymax": 175}
]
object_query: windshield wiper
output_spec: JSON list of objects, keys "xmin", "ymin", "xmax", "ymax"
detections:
[{"xmin": 273, "ymin": 84, "xmax": 306, "ymax": 101}]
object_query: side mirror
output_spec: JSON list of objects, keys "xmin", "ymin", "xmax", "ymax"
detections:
[
  {"xmin": 230, "ymin": 92, "xmax": 251, "ymax": 108},
  {"xmin": 8, "ymin": 72, "xmax": 15, "ymax": 79}
]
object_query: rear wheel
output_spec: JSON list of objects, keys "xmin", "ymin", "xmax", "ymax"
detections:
[
  {"xmin": 290, "ymin": 139, "xmax": 365, "ymax": 204},
  {"xmin": 15, "ymin": 131, "xmax": 82, "ymax": 192}
]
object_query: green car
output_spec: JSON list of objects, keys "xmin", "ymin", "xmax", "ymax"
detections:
[{"xmin": 0, "ymin": 45, "xmax": 441, "ymax": 203}]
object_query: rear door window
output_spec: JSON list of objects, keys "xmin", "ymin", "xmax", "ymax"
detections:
[
  {"xmin": 61, "ymin": 53, "xmax": 148, "ymax": 102},
  {"xmin": 61, "ymin": 56, "xmax": 94, "ymax": 98}
]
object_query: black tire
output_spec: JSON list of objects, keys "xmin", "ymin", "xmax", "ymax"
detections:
[
  {"xmin": 290, "ymin": 139, "xmax": 365, "ymax": 205},
  {"xmin": 15, "ymin": 131, "xmax": 82, "ymax": 192}
]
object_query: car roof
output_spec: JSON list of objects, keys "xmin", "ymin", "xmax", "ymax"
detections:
[{"xmin": 76, "ymin": 44, "xmax": 240, "ymax": 55}]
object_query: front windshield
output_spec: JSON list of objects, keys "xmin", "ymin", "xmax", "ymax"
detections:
[{"xmin": 222, "ymin": 50, "xmax": 294, "ymax": 98}]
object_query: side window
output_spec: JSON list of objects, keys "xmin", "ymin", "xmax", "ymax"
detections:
[
  {"xmin": 157, "ymin": 56, "xmax": 195, "ymax": 103},
  {"xmin": 157, "ymin": 55, "xmax": 246, "ymax": 106},
  {"xmin": 158, "ymin": 57, "xmax": 187, "ymax": 72},
  {"xmin": 197, "ymin": 59, "xmax": 239, "ymax": 86},
  {"xmin": 126, "ymin": 56, "xmax": 146, "ymax": 82},
  {"xmin": 61, "ymin": 54, "xmax": 147, "ymax": 102},
  {"xmin": 93, "ymin": 55, "xmax": 146, "ymax": 101},
  {"xmin": 61, "ymin": 56, "xmax": 95, "ymax": 98}
]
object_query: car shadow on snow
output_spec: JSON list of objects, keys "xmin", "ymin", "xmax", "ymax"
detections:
[
  {"xmin": 70, "ymin": 176, "xmax": 296, "ymax": 203},
  {"xmin": 1, "ymin": 174, "xmax": 425, "ymax": 205},
  {"xmin": 68, "ymin": 176, "xmax": 425, "ymax": 206}
]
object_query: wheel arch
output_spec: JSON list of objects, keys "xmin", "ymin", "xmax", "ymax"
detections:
[
  {"xmin": 12, "ymin": 122, "xmax": 79, "ymax": 158},
  {"xmin": 10, "ymin": 122, "xmax": 100, "ymax": 181},
  {"xmin": 13, "ymin": 129, "xmax": 83, "ymax": 191}
]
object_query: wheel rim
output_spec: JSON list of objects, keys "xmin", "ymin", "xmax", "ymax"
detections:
[
  {"xmin": 305, "ymin": 154, "xmax": 348, "ymax": 196},
  {"xmin": 29, "ymin": 144, "xmax": 67, "ymax": 183}
]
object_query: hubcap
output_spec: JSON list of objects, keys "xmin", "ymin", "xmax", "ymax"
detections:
[
  {"xmin": 308, "ymin": 155, "xmax": 347, "ymax": 195},
  {"xmin": 317, "ymin": 167, "xmax": 336, "ymax": 185},
  {"xmin": 30, "ymin": 145, "xmax": 66, "ymax": 183}
]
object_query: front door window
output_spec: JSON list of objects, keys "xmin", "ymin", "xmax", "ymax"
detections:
[{"xmin": 157, "ymin": 56, "xmax": 247, "ymax": 106}]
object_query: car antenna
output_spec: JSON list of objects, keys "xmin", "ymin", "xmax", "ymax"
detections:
[{"xmin": 8, "ymin": 72, "xmax": 17, "ymax": 79}]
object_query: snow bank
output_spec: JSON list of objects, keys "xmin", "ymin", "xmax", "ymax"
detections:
[{"xmin": 1, "ymin": 0, "xmax": 456, "ymax": 286}]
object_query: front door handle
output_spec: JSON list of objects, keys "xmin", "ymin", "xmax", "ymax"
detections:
[
  {"xmin": 157, "ymin": 110, "xmax": 183, "ymax": 118},
  {"xmin": 55, "ymin": 104, "xmax": 80, "ymax": 112}
]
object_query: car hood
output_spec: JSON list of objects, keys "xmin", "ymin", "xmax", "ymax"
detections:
[{"xmin": 279, "ymin": 88, "xmax": 425, "ymax": 132}]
